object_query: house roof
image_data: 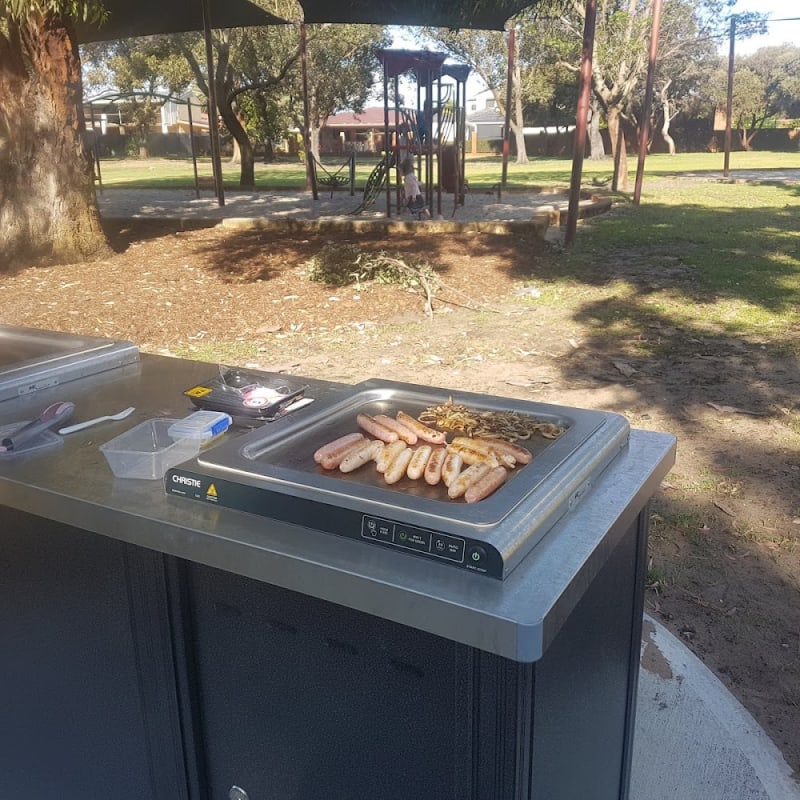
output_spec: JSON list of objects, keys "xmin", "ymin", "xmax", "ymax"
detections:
[
  {"xmin": 468, "ymin": 107, "xmax": 505, "ymax": 124},
  {"xmin": 325, "ymin": 108, "xmax": 393, "ymax": 128}
]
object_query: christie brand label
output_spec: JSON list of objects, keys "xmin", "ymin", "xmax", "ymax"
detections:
[{"xmin": 172, "ymin": 475, "xmax": 202, "ymax": 488}]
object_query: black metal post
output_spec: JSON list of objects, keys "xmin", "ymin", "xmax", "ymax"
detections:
[
  {"xmin": 300, "ymin": 23, "xmax": 317, "ymax": 200},
  {"xmin": 89, "ymin": 103, "xmax": 103, "ymax": 193},
  {"xmin": 201, "ymin": 0, "xmax": 224, "ymax": 206}
]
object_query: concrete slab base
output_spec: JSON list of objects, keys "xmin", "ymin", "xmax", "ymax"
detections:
[{"xmin": 632, "ymin": 615, "xmax": 800, "ymax": 800}]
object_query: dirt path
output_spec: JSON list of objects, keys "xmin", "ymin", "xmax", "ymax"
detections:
[{"xmin": 3, "ymin": 217, "xmax": 798, "ymax": 771}]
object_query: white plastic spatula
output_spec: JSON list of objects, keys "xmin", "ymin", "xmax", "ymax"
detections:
[{"xmin": 58, "ymin": 406, "xmax": 135, "ymax": 435}]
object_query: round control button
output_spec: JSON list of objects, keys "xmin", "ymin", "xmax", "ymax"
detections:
[{"xmin": 468, "ymin": 546, "xmax": 487, "ymax": 565}]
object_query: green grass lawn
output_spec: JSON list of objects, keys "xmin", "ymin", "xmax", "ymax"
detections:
[
  {"xmin": 544, "ymin": 178, "xmax": 800, "ymax": 350},
  {"xmin": 95, "ymin": 150, "xmax": 800, "ymax": 191}
]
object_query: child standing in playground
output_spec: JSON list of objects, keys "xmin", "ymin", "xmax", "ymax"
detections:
[{"xmin": 401, "ymin": 159, "xmax": 430, "ymax": 218}]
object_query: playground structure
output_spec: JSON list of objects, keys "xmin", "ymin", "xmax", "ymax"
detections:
[{"xmin": 353, "ymin": 49, "xmax": 471, "ymax": 218}]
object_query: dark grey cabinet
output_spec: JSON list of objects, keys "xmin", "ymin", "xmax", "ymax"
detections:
[{"xmin": 0, "ymin": 500, "xmax": 648, "ymax": 800}]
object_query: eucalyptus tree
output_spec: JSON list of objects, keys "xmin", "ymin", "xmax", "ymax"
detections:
[
  {"xmin": 172, "ymin": 17, "xmax": 303, "ymax": 188},
  {"xmin": 419, "ymin": 25, "xmax": 533, "ymax": 164},
  {"xmin": 1, "ymin": 0, "xmax": 108, "ymax": 265},
  {"xmin": 538, "ymin": 1, "xmax": 765, "ymax": 182},
  {"xmin": 704, "ymin": 45, "xmax": 800, "ymax": 151},
  {"xmin": 418, "ymin": 18, "xmax": 552, "ymax": 164},
  {"xmin": 746, "ymin": 44, "xmax": 800, "ymax": 121}
]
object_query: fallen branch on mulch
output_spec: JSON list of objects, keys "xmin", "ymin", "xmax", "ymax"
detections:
[{"xmin": 305, "ymin": 243, "xmax": 504, "ymax": 318}]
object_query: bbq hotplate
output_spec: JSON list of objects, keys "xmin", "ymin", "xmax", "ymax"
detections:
[
  {"xmin": 0, "ymin": 325, "xmax": 139, "ymax": 402},
  {"xmin": 166, "ymin": 378, "xmax": 630, "ymax": 579}
]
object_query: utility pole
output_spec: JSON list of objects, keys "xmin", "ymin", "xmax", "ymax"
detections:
[
  {"xmin": 565, "ymin": 0, "xmax": 597, "ymax": 247},
  {"xmin": 633, "ymin": 0, "xmax": 663, "ymax": 206},
  {"xmin": 723, "ymin": 16, "xmax": 736, "ymax": 178},
  {"xmin": 500, "ymin": 26, "xmax": 516, "ymax": 195}
]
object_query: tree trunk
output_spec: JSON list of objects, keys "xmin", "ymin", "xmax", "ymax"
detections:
[
  {"xmin": 511, "ymin": 122, "xmax": 528, "ymax": 165},
  {"xmin": 739, "ymin": 128, "xmax": 758, "ymax": 150},
  {"xmin": 607, "ymin": 106, "xmax": 629, "ymax": 191},
  {"xmin": 512, "ymin": 54, "xmax": 528, "ymax": 165},
  {"xmin": 217, "ymin": 102, "xmax": 255, "ymax": 189},
  {"xmin": 657, "ymin": 81, "xmax": 676, "ymax": 156},
  {"xmin": 0, "ymin": 14, "xmax": 108, "ymax": 267},
  {"xmin": 588, "ymin": 97, "xmax": 606, "ymax": 159},
  {"xmin": 309, "ymin": 125, "xmax": 321, "ymax": 163},
  {"xmin": 660, "ymin": 93, "xmax": 676, "ymax": 155}
]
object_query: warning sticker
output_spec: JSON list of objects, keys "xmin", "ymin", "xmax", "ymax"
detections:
[{"xmin": 185, "ymin": 386, "xmax": 212, "ymax": 398}]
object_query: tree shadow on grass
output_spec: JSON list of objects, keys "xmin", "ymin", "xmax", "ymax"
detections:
[
  {"xmin": 544, "ymin": 192, "xmax": 800, "ymax": 315},
  {"xmin": 556, "ymin": 290, "xmax": 799, "ymax": 772}
]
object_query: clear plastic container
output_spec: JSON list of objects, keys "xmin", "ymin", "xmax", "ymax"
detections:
[
  {"xmin": 167, "ymin": 410, "xmax": 232, "ymax": 444},
  {"xmin": 100, "ymin": 418, "xmax": 200, "ymax": 479},
  {"xmin": 0, "ymin": 422, "xmax": 63, "ymax": 459}
]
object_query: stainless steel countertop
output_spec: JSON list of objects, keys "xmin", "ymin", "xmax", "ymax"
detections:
[{"xmin": 0, "ymin": 353, "xmax": 676, "ymax": 662}]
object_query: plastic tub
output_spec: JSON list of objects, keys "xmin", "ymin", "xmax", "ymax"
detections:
[
  {"xmin": 167, "ymin": 410, "xmax": 232, "ymax": 445},
  {"xmin": 100, "ymin": 418, "xmax": 200, "ymax": 479}
]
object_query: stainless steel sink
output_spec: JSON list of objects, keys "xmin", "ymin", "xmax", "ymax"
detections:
[{"xmin": 0, "ymin": 325, "xmax": 140, "ymax": 402}]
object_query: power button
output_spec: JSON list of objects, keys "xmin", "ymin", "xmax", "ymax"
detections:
[{"xmin": 467, "ymin": 545, "xmax": 487, "ymax": 568}]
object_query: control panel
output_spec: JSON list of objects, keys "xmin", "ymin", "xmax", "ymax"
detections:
[
  {"xmin": 165, "ymin": 467, "xmax": 504, "ymax": 578},
  {"xmin": 361, "ymin": 515, "xmax": 500, "ymax": 577}
]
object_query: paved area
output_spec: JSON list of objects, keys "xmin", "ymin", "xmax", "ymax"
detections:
[
  {"xmin": 98, "ymin": 181, "xmax": 800, "ymax": 800},
  {"xmin": 633, "ymin": 616, "xmax": 800, "ymax": 800},
  {"xmin": 97, "ymin": 186, "xmax": 572, "ymax": 224},
  {"xmin": 95, "ymin": 168, "xmax": 800, "ymax": 225},
  {"xmin": 682, "ymin": 168, "xmax": 800, "ymax": 184}
]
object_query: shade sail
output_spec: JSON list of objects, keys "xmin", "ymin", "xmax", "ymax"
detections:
[
  {"xmin": 74, "ymin": 0, "xmax": 287, "ymax": 43},
  {"xmin": 75, "ymin": 0, "xmax": 542, "ymax": 44},
  {"xmin": 296, "ymin": 0, "xmax": 536, "ymax": 31}
]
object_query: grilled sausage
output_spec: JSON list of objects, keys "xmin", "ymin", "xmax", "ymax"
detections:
[
  {"xmin": 384, "ymin": 446, "xmax": 414, "ymax": 485},
  {"xmin": 395, "ymin": 411, "xmax": 447, "ymax": 445},
  {"xmin": 474, "ymin": 437, "xmax": 532, "ymax": 465},
  {"xmin": 447, "ymin": 463, "xmax": 491, "ymax": 499},
  {"xmin": 440, "ymin": 450, "xmax": 464, "ymax": 488},
  {"xmin": 314, "ymin": 433, "xmax": 366, "ymax": 470},
  {"xmin": 447, "ymin": 439, "xmax": 503, "ymax": 469},
  {"xmin": 423, "ymin": 446, "xmax": 447, "ymax": 485},
  {"xmin": 374, "ymin": 414, "xmax": 418, "ymax": 444},
  {"xmin": 339, "ymin": 440, "xmax": 383, "ymax": 473},
  {"xmin": 406, "ymin": 445, "xmax": 432, "ymax": 480},
  {"xmin": 464, "ymin": 466, "xmax": 508, "ymax": 503},
  {"xmin": 375, "ymin": 440, "xmax": 408, "ymax": 474},
  {"xmin": 357, "ymin": 413, "xmax": 398, "ymax": 443}
]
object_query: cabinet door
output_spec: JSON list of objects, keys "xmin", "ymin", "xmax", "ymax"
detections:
[
  {"xmin": 0, "ymin": 508, "xmax": 186, "ymax": 800},
  {"xmin": 184, "ymin": 562, "xmax": 461, "ymax": 800}
]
